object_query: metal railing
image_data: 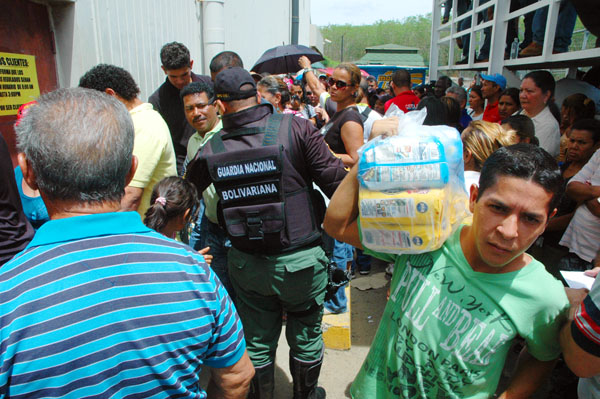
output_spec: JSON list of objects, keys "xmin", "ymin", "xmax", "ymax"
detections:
[{"xmin": 429, "ymin": 0, "xmax": 600, "ymax": 82}]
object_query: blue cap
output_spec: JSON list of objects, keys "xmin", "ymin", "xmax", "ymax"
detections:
[{"xmin": 480, "ymin": 73, "xmax": 507, "ymax": 90}]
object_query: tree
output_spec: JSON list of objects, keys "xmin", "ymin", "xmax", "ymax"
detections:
[{"xmin": 320, "ymin": 14, "xmax": 433, "ymax": 64}]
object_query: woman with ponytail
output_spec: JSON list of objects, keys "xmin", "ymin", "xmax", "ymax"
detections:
[
  {"xmin": 461, "ymin": 120, "xmax": 518, "ymax": 192},
  {"xmin": 144, "ymin": 176, "xmax": 212, "ymax": 263}
]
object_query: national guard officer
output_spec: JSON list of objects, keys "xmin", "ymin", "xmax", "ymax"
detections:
[{"xmin": 186, "ymin": 67, "xmax": 347, "ymax": 399}]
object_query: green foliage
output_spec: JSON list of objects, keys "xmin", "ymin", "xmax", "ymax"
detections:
[
  {"xmin": 320, "ymin": 15, "xmax": 433, "ymax": 64},
  {"xmin": 319, "ymin": 14, "xmax": 595, "ymax": 69},
  {"xmin": 322, "ymin": 56, "xmax": 338, "ymax": 67}
]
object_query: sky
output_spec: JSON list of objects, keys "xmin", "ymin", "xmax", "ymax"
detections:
[{"xmin": 310, "ymin": 0, "xmax": 433, "ymax": 26}]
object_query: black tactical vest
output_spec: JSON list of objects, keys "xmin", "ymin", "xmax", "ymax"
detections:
[{"xmin": 200, "ymin": 113, "xmax": 324, "ymax": 255}]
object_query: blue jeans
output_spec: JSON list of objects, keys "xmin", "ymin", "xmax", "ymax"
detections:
[
  {"xmin": 352, "ymin": 248, "xmax": 371, "ymax": 274},
  {"xmin": 187, "ymin": 200, "xmax": 205, "ymax": 250},
  {"xmin": 323, "ymin": 238, "xmax": 352, "ymax": 314},
  {"xmin": 459, "ymin": 0, "xmax": 491, "ymax": 59},
  {"xmin": 532, "ymin": 1, "xmax": 577, "ymax": 52},
  {"xmin": 202, "ymin": 217, "xmax": 234, "ymax": 300}
]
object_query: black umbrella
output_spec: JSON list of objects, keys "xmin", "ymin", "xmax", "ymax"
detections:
[{"xmin": 252, "ymin": 44, "xmax": 324, "ymax": 75}]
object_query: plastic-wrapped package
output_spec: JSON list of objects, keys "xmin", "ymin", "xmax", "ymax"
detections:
[
  {"xmin": 359, "ymin": 136, "xmax": 450, "ymax": 190},
  {"xmin": 357, "ymin": 109, "xmax": 468, "ymax": 254}
]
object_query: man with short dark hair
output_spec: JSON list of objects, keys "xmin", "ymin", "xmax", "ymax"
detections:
[
  {"xmin": 324, "ymin": 144, "xmax": 570, "ymax": 398},
  {"xmin": 366, "ymin": 75, "xmax": 378, "ymax": 93},
  {"xmin": 384, "ymin": 69, "xmax": 420, "ymax": 113},
  {"xmin": 1, "ymin": 87, "xmax": 253, "ymax": 398},
  {"xmin": 209, "ymin": 50, "xmax": 244, "ymax": 81},
  {"xmin": 481, "ymin": 73, "xmax": 506, "ymax": 123},
  {"xmin": 149, "ymin": 42, "xmax": 212, "ymax": 175},
  {"xmin": 181, "ymin": 81, "xmax": 235, "ymax": 299},
  {"xmin": 187, "ymin": 67, "xmax": 347, "ymax": 399},
  {"xmin": 434, "ymin": 75, "xmax": 452, "ymax": 98},
  {"xmin": 80, "ymin": 64, "xmax": 177, "ymax": 218}
]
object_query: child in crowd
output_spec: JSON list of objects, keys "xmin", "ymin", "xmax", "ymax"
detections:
[{"xmin": 144, "ymin": 176, "xmax": 212, "ymax": 264}]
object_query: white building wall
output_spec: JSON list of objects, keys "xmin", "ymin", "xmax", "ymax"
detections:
[
  {"xmin": 52, "ymin": 0, "xmax": 203, "ymax": 100},
  {"xmin": 50, "ymin": 0, "xmax": 317, "ymax": 100},
  {"xmin": 210, "ymin": 0, "xmax": 313, "ymax": 71}
]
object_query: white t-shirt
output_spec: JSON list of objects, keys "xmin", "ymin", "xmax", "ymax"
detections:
[
  {"xmin": 560, "ymin": 149, "xmax": 600, "ymax": 262},
  {"xmin": 528, "ymin": 106, "xmax": 560, "ymax": 158},
  {"xmin": 467, "ymin": 108, "xmax": 483, "ymax": 121},
  {"xmin": 355, "ymin": 104, "xmax": 383, "ymax": 143}
]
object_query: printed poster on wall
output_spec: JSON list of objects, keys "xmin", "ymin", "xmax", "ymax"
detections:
[{"xmin": 0, "ymin": 52, "xmax": 40, "ymax": 116}]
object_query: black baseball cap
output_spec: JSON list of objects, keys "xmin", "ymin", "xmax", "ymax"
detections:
[{"xmin": 214, "ymin": 67, "xmax": 257, "ymax": 101}]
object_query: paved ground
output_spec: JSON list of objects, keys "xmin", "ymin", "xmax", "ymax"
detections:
[
  {"xmin": 273, "ymin": 258, "xmax": 390, "ymax": 398},
  {"xmin": 200, "ymin": 258, "xmax": 390, "ymax": 398}
]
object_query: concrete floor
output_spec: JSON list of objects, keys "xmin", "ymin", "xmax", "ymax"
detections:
[
  {"xmin": 273, "ymin": 258, "xmax": 390, "ymax": 398},
  {"xmin": 200, "ymin": 258, "xmax": 391, "ymax": 398}
]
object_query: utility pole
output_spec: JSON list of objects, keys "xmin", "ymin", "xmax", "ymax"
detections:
[{"xmin": 341, "ymin": 34, "xmax": 344, "ymax": 62}]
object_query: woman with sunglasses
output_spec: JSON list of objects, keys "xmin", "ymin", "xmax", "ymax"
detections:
[{"xmin": 318, "ymin": 64, "xmax": 365, "ymax": 167}]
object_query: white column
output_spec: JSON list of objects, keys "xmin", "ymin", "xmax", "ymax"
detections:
[{"xmin": 202, "ymin": 0, "xmax": 225, "ymax": 75}]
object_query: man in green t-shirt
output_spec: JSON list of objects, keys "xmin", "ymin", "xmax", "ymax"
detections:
[{"xmin": 324, "ymin": 144, "xmax": 570, "ymax": 398}]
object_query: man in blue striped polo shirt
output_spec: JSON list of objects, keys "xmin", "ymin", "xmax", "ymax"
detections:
[{"xmin": 0, "ymin": 87, "xmax": 254, "ymax": 398}]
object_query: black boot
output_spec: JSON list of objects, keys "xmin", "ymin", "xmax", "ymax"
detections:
[
  {"xmin": 289, "ymin": 355, "xmax": 326, "ymax": 399},
  {"xmin": 248, "ymin": 362, "xmax": 274, "ymax": 399}
]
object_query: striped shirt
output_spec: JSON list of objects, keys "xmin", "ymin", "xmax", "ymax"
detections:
[
  {"xmin": 573, "ymin": 276, "xmax": 600, "ymax": 397},
  {"xmin": 0, "ymin": 211, "xmax": 245, "ymax": 399}
]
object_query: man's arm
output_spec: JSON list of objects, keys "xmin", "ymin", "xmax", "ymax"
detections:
[
  {"xmin": 586, "ymin": 196, "xmax": 600, "ymax": 217},
  {"xmin": 297, "ymin": 118, "xmax": 346, "ymax": 198},
  {"xmin": 206, "ymin": 351, "xmax": 254, "ymax": 399},
  {"xmin": 185, "ymin": 156, "xmax": 213, "ymax": 195},
  {"xmin": 560, "ymin": 278, "xmax": 600, "ymax": 378},
  {"xmin": 298, "ymin": 56, "xmax": 326, "ymax": 98},
  {"xmin": 560, "ymin": 321, "xmax": 600, "ymax": 377},
  {"xmin": 544, "ymin": 212, "xmax": 574, "ymax": 232},
  {"xmin": 566, "ymin": 181, "xmax": 600, "ymax": 203},
  {"xmin": 566, "ymin": 151, "xmax": 600, "ymax": 202},
  {"xmin": 323, "ymin": 164, "xmax": 362, "ymax": 248},
  {"xmin": 121, "ymin": 186, "xmax": 143, "ymax": 212},
  {"xmin": 498, "ymin": 348, "xmax": 557, "ymax": 399}
]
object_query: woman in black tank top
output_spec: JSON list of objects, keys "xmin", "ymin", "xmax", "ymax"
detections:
[{"xmin": 319, "ymin": 63, "xmax": 364, "ymax": 167}]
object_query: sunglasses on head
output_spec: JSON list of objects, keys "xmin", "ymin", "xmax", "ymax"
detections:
[{"xmin": 328, "ymin": 78, "xmax": 349, "ymax": 89}]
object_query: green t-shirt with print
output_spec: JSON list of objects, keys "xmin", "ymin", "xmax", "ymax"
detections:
[{"xmin": 351, "ymin": 226, "xmax": 569, "ymax": 399}]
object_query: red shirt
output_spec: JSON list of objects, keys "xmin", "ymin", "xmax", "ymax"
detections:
[
  {"xmin": 384, "ymin": 90, "xmax": 420, "ymax": 113},
  {"xmin": 482, "ymin": 100, "xmax": 501, "ymax": 123}
]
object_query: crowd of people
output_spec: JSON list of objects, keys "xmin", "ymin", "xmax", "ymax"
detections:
[
  {"xmin": 2, "ymin": 37, "xmax": 600, "ymax": 399},
  {"xmin": 441, "ymin": 0, "xmax": 598, "ymax": 64}
]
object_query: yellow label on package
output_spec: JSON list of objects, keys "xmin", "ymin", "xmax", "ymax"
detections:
[
  {"xmin": 360, "ymin": 220, "xmax": 452, "ymax": 253},
  {"xmin": 359, "ymin": 188, "xmax": 446, "ymax": 225}
]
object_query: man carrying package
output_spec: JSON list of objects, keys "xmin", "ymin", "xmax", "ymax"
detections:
[{"xmin": 324, "ymin": 143, "xmax": 570, "ymax": 398}]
